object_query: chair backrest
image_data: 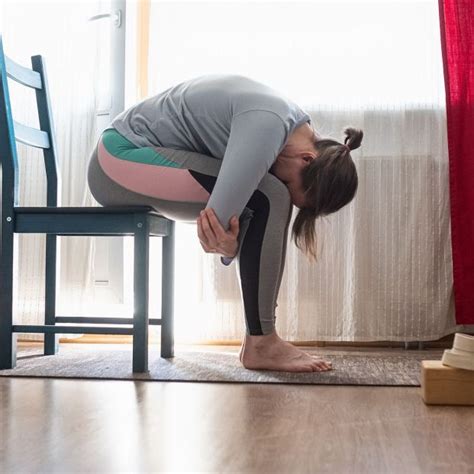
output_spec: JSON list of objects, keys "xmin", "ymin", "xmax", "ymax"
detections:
[{"xmin": 0, "ymin": 34, "xmax": 60, "ymax": 216}]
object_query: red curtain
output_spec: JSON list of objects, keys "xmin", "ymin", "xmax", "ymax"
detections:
[{"xmin": 438, "ymin": 0, "xmax": 474, "ymax": 324}]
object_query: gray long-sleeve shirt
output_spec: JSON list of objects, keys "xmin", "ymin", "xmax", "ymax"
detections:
[{"xmin": 110, "ymin": 74, "xmax": 311, "ymax": 265}]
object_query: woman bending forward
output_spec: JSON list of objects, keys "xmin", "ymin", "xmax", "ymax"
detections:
[{"xmin": 87, "ymin": 74, "xmax": 363, "ymax": 373}]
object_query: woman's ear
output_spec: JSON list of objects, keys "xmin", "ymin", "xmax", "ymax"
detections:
[
  {"xmin": 299, "ymin": 152, "xmax": 316, "ymax": 164},
  {"xmin": 293, "ymin": 150, "xmax": 316, "ymax": 161}
]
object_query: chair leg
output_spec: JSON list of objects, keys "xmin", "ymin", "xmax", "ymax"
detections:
[
  {"xmin": 0, "ymin": 222, "xmax": 17, "ymax": 369},
  {"xmin": 161, "ymin": 220, "xmax": 175, "ymax": 358},
  {"xmin": 44, "ymin": 233, "xmax": 59, "ymax": 355},
  {"xmin": 133, "ymin": 217, "xmax": 149, "ymax": 373}
]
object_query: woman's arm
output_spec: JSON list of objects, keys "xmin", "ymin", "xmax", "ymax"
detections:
[
  {"xmin": 204, "ymin": 110, "xmax": 289, "ymax": 265},
  {"xmin": 197, "ymin": 207, "xmax": 240, "ymax": 258}
]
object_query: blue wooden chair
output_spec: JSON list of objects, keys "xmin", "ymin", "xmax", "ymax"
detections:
[{"xmin": 0, "ymin": 35, "xmax": 175, "ymax": 373}]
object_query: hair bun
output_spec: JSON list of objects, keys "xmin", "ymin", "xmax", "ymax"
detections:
[{"xmin": 343, "ymin": 127, "xmax": 363, "ymax": 151}]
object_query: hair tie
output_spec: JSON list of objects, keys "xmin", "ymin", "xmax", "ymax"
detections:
[{"xmin": 343, "ymin": 144, "xmax": 351, "ymax": 152}]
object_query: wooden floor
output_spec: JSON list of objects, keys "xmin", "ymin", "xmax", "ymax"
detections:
[{"xmin": 1, "ymin": 343, "xmax": 473, "ymax": 473}]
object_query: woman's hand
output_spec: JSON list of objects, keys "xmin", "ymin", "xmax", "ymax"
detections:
[{"xmin": 197, "ymin": 208, "xmax": 240, "ymax": 258}]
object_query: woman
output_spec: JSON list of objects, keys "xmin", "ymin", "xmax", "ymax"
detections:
[{"xmin": 87, "ymin": 74, "xmax": 363, "ymax": 373}]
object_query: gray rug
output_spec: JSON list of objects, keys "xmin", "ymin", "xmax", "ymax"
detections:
[{"xmin": 0, "ymin": 344, "xmax": 444, "ymax": 386}]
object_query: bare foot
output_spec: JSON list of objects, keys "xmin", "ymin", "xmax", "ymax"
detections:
[{"xmin": 241, "ymin": 330, "xmax": 332, "ymax": 373}]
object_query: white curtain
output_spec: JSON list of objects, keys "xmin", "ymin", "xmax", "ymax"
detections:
[
  {"xmin": 145, "ymin": 0, "xmax": 472, "ymax": 343},
  {"xmin": 0, "ymin": 1, "xmax": 103, "ymax": 340},
  {"xmin": 2, "ymin": 0, "xmax": 470, "ymax": 346}
]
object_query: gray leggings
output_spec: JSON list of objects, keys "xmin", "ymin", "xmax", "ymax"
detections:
[{"xmin": 87, "ymin": 141, "xmax": 293, "ymax": 335}]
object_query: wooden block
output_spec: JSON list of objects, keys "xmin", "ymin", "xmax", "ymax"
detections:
[{"xmin": 421, "ymin": 360, "xmax": 474, "ymax": 405}]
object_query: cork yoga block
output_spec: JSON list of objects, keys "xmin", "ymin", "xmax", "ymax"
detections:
[{"xmin": 421, "ymin": 360, "xmax": 474, "ymax": 406}]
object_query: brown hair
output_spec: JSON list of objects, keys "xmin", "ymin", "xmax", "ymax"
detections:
[{"xmin": 291, "ymin": 126, "xmax": 364, "ymax": 262}]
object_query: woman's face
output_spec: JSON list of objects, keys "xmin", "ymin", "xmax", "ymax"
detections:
[
  {"xmin": 271, "ymin": 153, "xmax": 314, "ymax": 209},
  {"xmin": 271, "ymin": 122, "xmax": 318, "ymax": 208},
  {"xmin": 286, "ymin": 170, "xmax": 308, "ymax": 209}
]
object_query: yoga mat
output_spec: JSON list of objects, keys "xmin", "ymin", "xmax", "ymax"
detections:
[{"xmin": 0, "ymin": 344, "xmax": 445, "ymax": 386}]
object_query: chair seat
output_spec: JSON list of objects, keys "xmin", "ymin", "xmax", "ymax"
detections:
[
  {"xmin": 13, "ymin": 205, "xmax": 171, "ymax": 236},
  {"xmin": 15, "ymin": 205, "xmax": 164, "ymax": 217}
]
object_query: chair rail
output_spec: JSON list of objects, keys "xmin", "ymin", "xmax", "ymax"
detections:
[
  {"xmin": 56, "ymin": 316, "xmax": 162, "ymax": 325},
  {"xmin": 4, "ymin": 56, "xmax": 42, "ymax": 89},
  {"xmin": 13, "ymin": 120, "xmax": 50, "ymax": 149},
  {"xmin": 12, "ymin": 325, "xmax": 134, "ymax": 335}
]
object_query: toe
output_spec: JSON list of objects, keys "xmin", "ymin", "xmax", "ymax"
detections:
[
  {"xmin": 312, "ymin": 358, "xmax": 332, "ymax": 371},
  {"xmin": 313, "ymin": 360, "xmax": 327, "ymax": 370}
]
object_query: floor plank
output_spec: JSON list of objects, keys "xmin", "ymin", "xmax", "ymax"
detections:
[{"xmin": 1, "ymin": 344, "xmax": 473, "ymax": 473}]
